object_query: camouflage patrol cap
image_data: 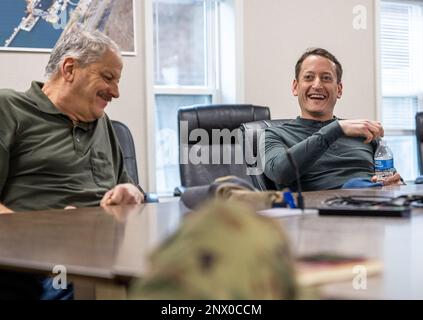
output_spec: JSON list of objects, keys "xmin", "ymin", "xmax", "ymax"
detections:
[
  {"xmin": 129, "ymin": 201, "xmax": 298, "ymax": 300},
  {"xmin": 181, "ymin": 175, "xmax": 282, "ymax": 211},
  {"xmin": 181, "ymin": 175, "xmax": 256, "ymax": 209}
]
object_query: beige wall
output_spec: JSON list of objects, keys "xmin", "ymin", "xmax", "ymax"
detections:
[
  {"xmin": 243, "ymin": 0, "xmax": 377, "ymax": 121},
  {"xmin": 0, "ymin": 0, "xmax": 378, "ymax": 191}
]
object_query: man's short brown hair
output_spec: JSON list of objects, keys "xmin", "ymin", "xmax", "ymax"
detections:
[{"xmin": 295, "ymin": 48, "xmax": 343, "ymax": 84}]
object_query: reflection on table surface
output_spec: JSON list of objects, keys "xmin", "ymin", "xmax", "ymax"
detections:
[
  {"xmin": 1, "ymin": 184, "xmax": 423, "ymax": 299},
  {"xmin": 0, "ymin": 201, "xmax": 188, "ymax": 281}
]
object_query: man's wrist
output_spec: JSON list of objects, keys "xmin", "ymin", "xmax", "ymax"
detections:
[
  {"xmin": 0, "ymin": 203, "xmax": 13, "ymax": 214},
  {"xmin": 320, "ymin": 120, "xmax": 344, "ymax": 144}
]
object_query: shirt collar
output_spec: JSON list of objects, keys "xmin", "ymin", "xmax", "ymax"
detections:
[
  {"xmin": 25, "ymin": 81, "xmax": 98, "ymax": 131},
  {"xmin": 25, "ymin": 81, "xmax": 62, "ymax": 115},
  {"xmin": 296, "ymin": 116, "xmax": 338, "ymax": 128}
]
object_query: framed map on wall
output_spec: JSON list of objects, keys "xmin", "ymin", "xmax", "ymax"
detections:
[{"xmin": 0, "ymin": 0, "xmax": 135, "ymax": 55}]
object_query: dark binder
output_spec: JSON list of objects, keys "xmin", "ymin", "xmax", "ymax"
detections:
[{"xmin": 318, "ymin": 205, "xmax": 411, "ymax": 217}]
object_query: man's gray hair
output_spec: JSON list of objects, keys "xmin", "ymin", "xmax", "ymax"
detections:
[{"xmin": 45, "ymin": 29, "xmax": 121, "ymax": 79}]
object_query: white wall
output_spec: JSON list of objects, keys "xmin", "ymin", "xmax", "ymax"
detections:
[
  {"xmin": 0, "ymin": 0, "xmax": 378, "ymax": 191},
  {"xmin": 243, "ymin": 0, "xmax": 377, "ymax": 121}
]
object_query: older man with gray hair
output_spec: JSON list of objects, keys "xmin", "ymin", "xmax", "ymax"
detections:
[
  {"xmin": 0, "ymin": 29, "xmax": 144, "ymax": 214},
  {"xmin": 0, "ymin": 29, "xmax": 144, "ymax": 298}
]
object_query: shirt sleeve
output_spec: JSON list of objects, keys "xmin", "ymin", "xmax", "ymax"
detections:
[
  {"xmin": 0, "ymin": 102, "xmax": 18, "ymax": 196},
  {"xmin": 0, "ymin": 142, "xmax": 9, "ymax": 194},
  {"xmin": 264, "ymin": 120, "xmax": 344, "ymax": 187},
  {"xmin": 117, "ymin": 166, "xmax": 133, "ymax": 184}
]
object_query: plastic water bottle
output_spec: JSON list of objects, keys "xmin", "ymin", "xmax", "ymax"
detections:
[{"xmin": 374, "ymin": 139, "xmax": 395, "ymax": 181}]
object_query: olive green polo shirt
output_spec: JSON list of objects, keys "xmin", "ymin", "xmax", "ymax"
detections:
[{"xmin": 0, "ymin": 81, "xmax": 131, "ymax": 211}]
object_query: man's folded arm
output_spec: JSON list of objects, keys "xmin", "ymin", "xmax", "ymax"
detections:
[{"xmin": 264, "ymin": 121, "xmax": 344, "ymax": 186}]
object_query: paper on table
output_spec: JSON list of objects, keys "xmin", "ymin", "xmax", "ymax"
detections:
[
  {"xmin": 296, "ymin": 253, "xmax": 383, "ymax": 287},
  {"xmin": 257, "ymin": 207, "xmax": 318, "ymax": 218}
]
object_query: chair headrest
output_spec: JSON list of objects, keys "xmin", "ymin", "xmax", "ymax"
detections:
[
  {"xmin": 240, "ymin": 119, "xmax": 294, "ymax": 155},
  {"xmin": 178, "ymin": 105, "xmax": 270, "ymax": 143}
]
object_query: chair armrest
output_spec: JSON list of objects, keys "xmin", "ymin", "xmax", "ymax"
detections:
[{"xmin": 173, "ymin": 186, "xmax": 186, "ymax": 197}]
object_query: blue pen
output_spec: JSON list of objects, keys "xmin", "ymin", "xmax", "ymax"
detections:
[{"xmin": 283, "ymin": 191, "xmax": 297, "ymax": 208}]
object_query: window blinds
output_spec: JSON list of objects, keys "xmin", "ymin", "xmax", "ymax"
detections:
[{"xmin": 381, "ymin": 1, "xmax": 423, "ymax": 130}]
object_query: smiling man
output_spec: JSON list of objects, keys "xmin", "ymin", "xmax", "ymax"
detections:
[
  {"xmin": 264, "ymin": 48, "xmax": 401, "ymax": 191},
  {"xmin": 0, "ymin": 30, "xmax": 145, "ymax": 299},
  {"xmin": 0, "ymin": 30, "xmax": 144, "ymax": 213}
]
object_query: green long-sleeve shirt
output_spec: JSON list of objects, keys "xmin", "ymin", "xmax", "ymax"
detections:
[
  {"xmin": 0, "ymin": 81, "xmax": 131, "ymax": 211},
  {"xmin": 264, "ymin": 117, "xmax": 376, "ymax": 191}
]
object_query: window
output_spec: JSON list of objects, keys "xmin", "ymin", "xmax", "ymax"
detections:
[
  {"xmin": 154, "ymin": 94, "xmax": 212, "ymax": 194},
  {"xmin": 150, "ymin": 0, "xmax": 224, "ymax": 195},
  {"xmin": 380, "ymin": 0, "xmax": 423, "ymax": 180}
]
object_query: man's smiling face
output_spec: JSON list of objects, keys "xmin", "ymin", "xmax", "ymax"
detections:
[
  {"xmin": 69, "ymin": 49, "xmax": 122, "ymax": 122},
  {"xmin": 292, "ymin": 55, "xmax": 343, "ymax": 121}
]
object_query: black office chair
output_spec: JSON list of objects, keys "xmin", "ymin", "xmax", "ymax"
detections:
[
  {"xmin": 414, "ymin": 112, "xmax": 423, "ymax": 184},
  {"xmin": 111, "ymin": 120, "xmax": 158, "ymax": 202},
  {"xmin": 416, "ymin": 112, "xmax": 423, "ymax": 174},
  {"xmin": 175, "ymin": 104, "xmax": 271, "ymax": 194},
  {"xmin": 240, "ymin": 119, "xmax": 293, "ymax": 191}
]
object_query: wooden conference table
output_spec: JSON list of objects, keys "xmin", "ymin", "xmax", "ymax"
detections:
[{"xmin": 1, "ymin": 184, "xmax": 423, "ymax": 299}]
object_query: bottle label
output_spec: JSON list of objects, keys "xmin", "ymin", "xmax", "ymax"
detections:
[{"xmin": 375, "ymin": 159, "xmax": 394, "ymax": 170}]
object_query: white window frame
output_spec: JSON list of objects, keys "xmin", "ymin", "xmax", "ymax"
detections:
[
  {"xmin": 144, "ymin": 0, "xmax": 244, "ymax": 192},
  {"xmin": 375, "ymin": 0, "xmax": 423, "ymax": 180},
  {"xmin": 376, "ymin": 0, "xmax": 423, "ymax": 126}
]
